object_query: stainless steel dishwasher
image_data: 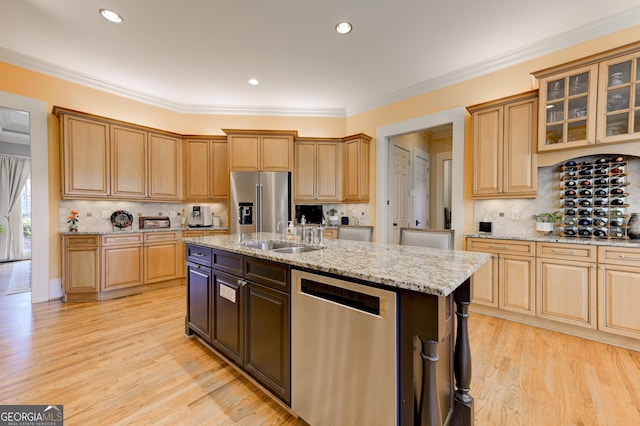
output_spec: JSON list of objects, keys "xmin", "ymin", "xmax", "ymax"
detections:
[{"xmin": 291, "ymin": 269, "xmax": 397, "ymax": 426}]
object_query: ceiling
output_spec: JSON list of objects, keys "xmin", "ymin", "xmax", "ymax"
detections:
[{"xmin": 1, "ymin": 1, "xmax": 640, "ymax": 117}]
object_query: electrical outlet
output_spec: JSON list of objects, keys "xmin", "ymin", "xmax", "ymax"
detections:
[
  {"xmin": 499, "ymin": 212, "xmax": 505, "ymax": 217},
  {"xmin": 86, "ymin": 212, "xmax": 92, "ymax": 217}
]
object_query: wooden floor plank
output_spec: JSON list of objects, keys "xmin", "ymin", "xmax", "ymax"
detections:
[{"xmin": 1, "ymin": 267, "xmax": 640, "ymax": 425}]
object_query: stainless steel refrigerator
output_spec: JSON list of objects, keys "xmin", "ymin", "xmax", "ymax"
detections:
[{"xmin": 230, "ymin": 171, "xmax": 291, "ymax": 234}]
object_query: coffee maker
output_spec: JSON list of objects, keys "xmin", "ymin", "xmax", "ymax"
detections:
[{"xmin": 189, "ymin": 206, "xmax": 212, "ymax": 227}]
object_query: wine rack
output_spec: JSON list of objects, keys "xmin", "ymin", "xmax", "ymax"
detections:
[{"xmin": 560, "ymin": 156, "xmax": 628, "ymax": 239}]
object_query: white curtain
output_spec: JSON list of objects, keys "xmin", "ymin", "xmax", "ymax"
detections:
[{"xmin": 0, "ymin": 154, "xmax": 30, "ymax": 260}]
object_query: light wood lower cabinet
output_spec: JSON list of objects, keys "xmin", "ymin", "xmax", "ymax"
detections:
[
  {"xmin": 144, "ymin": 232, "xmax": 181, "ymax": 283},
  {"xmin": 597, "ymin": 246, "xmax": 640, "ymax": 339},
  {"xmin": 62, "ymin": 232, "xmax": 185, "ymax": 302},
  {"xmin": 536, "ymin": 242, "xmax": 597, "ymax": 329},
  {"xmin": 102, "ymin": 233, "xmax": 144, "ymax": 291},
  {"xmin": 61, "ymin": 235, "xmax": 101, "ymax": 301},
  {"xmin": 466, "ymin": 238, "xmax": 535, "ymax": 315}
]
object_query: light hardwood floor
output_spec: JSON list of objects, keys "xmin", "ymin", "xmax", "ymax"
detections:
[{"xmin": 1, "ymin": 277, "xmax": 639, "ymax": 425}]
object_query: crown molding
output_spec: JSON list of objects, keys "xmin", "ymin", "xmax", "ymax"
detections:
[
  {"xmin": 2, "ymin": 5, "xmax": 639, "ymax": 119},
  {"xmin": 345, "ymin": 7, "xmax": 640, "ymax": 116}
]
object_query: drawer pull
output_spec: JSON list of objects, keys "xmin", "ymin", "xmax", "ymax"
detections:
[
  {"xmin": 618, "ymin": 254, "xmax": 625, "ymax": 259},
  {"xmin": 488, "ymin": 244, "xmax": 509, "ymax": 249},
  {"xmin": 191, "ymin": 252, "xmax": 206, "ymax": 258},
  {"xmin": 552, "ymin": 249, "xmax": 576, "ymax": 255}
]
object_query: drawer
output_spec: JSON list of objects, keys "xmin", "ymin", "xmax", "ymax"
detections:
[
  {"xmin": 245, "ymin": 257, "xmax": 290, "ymax": 292},
  {"xmin": 186, "ymin": 244, "xmax": 212, "ymax": 267},
  {"xmin": 184, "ymin": 230, "xmax": 206, "ymax": 238},
  {"xmin": 64, "ymin": 234, "xmax": 99, "ymax": 247},
  {"xmin": 537, "ymin": 242, "xmax": 596, "ymax": 262},
  {"xmin": 144, "ymin": 231, "xmax": 179, "ymax": 243},
  {"xmin": 102, "ymin": 233, "xmax": 143, "ymax": 246},
  {"xmin": 466, "ymin": 238, "xmax": 534, "ymax": 256},
  {"xmin": 212, "ymin": 249, "xmax": 243, "ymax": 276},
  {"xmin": 598, "ymin": 246, "xmax": 640, "ymax": 266}
]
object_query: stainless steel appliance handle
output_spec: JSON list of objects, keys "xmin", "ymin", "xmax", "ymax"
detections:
[{"xmin": 256, "ymin": 184, "xmax": 263, "ymax": 232}]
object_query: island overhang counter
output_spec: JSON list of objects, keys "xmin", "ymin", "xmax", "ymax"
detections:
[{"xmin": 183, "ymin": 232, "xmax": 489, "ymax": 426}]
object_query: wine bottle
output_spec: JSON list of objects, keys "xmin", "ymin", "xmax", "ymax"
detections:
[
  {"xmin": 609, "ymin": 177, "xmax": 623, "ymax": 185},
  {"xmin": 565, "ymin": 170, "xmax": 577, "ymax": 177},
  {"xmin": 564, "ymin": 199, "xmax": 576, "ymax": 207},
  {"xmin": 594, "ymin": 189, "xmax": 607, "ymax": 196},
  {"xmin": 593, "ymin": 209, "xmax": 606, "ymax": 217},
  {"xmin": 610, "ymin": 166, "xmax": 624, "ymax": 174},
  {"xmin": 593, "ymin": 229, "xmax": 607, "ymax": 238},
  {"xmin": 594, "ymin": 157, "xmax": 609, "ymax": 164},
  {"xmin": 612, "ymin": 155, "xmax": 624, "ymax": 163},
  {"xmin": 593, "ymin": 218, "xmax": 607, "ymax": 227},
  {"xmin": 565, "ymin": 189, "xmax": 577, "ymax": 197},
  {"xmin": 610, "ymin": 219, "xmax": 623, "ymax": 227},
  {"xmin": 564, "ymin": 160, "xmax": 577, "ymax": 167},
  {"xmin": 578, "ymin": 218, "xmax": 591, "ymax": 226},
  {"xmin": 564, "ymin": 228, "xmax": 577, "ymax": 236},
  {"xmin": 594, "ymin": 178, "xmax": 608, "ymax": 186},
  {"xmin": 578, "ymin": 199, "xmax": 591, "ymax": 207},
  {"xmin": 579, "ymin": 169, "xmax": 593, "ymax": 176},
  {"xmin": 578, "ymin": 209, "xmax": 591, "ymax": 216},
  {"xmin": 579, "ymin": 189, "xmax": 592, "ymax": 196},
  {"xmin": 565, "ymin": 209, "xmax": 577, "ymax": 216},
  {"xmin": 578, "ymin": 228, "xmax": 592, "ymax": 237},
  {"xmin": 564, "ymin": 219, "xmax": 576, "ymax": 226},
  {"xmin": 565, "ymin": 180, "xmax": 577, "ymax": 187},
  {"xmin": 611, "ymin": 198, "xmax": 624, "ymax": 206},
  {"xmin": 610, "ymin": 187, "xmax": 624, "ymax": 195},
  {"xmin": 579, "ymin": 179, "xmax": 591, "ymax": 186},
  {"xmin": 610, "ymin": 227, "xmax": 624, "ymax": 238},
  {"xmin": 609, "ymin": 209, "xmax": 623, "ymax": 217}
]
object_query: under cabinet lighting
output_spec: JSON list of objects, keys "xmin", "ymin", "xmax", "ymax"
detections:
[
  {"xmin": 335, "ymin": 21, "xmax": 352, "ymax": 34},
  {"xmin": 99, "ymin": 9, "xmax": 123, "ymax": 23},
  {"xmin": 248, "ymin": 78, "xmax": 260, "ymax": 86}
]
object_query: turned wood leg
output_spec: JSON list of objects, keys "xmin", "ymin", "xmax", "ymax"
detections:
[
  {"xmin": 452, "ymin": 278, "xmax": 473, "ymax": 426},
  {"xmin": 418, "ymin": 338, "xmax": 442, "ymax": 426}
]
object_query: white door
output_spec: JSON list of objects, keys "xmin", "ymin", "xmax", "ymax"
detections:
[
  {"xmin": 388, "ymin": 142, "xmax": 410, "ymax": 244},
  {"xmin": 435, "ymin": 151, "xmax": 453, "ymax": 229},
  {"xmin": 413, "ymin": 149, "xmax": 429, "ymax": 228}
]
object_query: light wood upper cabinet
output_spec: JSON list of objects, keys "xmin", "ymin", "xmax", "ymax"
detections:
[
  {"xmin": 342, "ymin": 134, "xmax": 370, "ymax": 203},
  {"xmin": 184, "ymin": 137, "xmax": 229, "ymax": 201},
  {"xmin": 58, "ymin": 112, "xmax": 110, "ymax": 197},
  {"xmin": 225, "ymin": 129, "xmax": 296, "ymax": 171},
  {"xmin": 148, "ymin": 133, "xmax": 183, "ymax": 200},
  {"xmin": 534, "ymin": 41, "xmax": 640, "ymax": 152},
  {"xmin": 469, "ymin": 91, "xmax": 537, "ymax": 198},
  {"xmin": 111, "ymin": 124, "xmax": 147, "ymax": 198},
  {"xmin": 294, "ymin": 139, "xmax": 341, "ymax": 202},
  {"xmin": 55, "ymin": 107, "xmax": 184, "ymax": 202}
]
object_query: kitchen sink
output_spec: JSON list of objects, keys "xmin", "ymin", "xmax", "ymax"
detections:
[{"xmin": 243, "ymin": 240, "xmax": 321, "ymax": 254}]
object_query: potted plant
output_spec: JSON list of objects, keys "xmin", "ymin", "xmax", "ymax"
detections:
[{"xmin": 532, "ymin": 211, "xmax": 561, "ymax": 234}]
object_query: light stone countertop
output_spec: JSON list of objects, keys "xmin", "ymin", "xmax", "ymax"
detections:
[
  {"xmin": 183, "ymin": 232, "xmax": 490, "ymax": 297},
  {"xmin": 60, "ymin": 226, "xmax": 228, "ymax": 236},
  {"xmin": 465, "ymin": 233, "xmax": 640, "ymax": 248}
]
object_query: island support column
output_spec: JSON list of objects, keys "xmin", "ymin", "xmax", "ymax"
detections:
[{"xmin": 452, "ymin": 278, "xmax": 473, "ymax": 426}]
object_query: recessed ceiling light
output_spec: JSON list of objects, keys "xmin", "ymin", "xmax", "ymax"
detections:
[
  {"xmin": 99, "ymin": 9, "xmax": 123, "ymax": 24},
  {"xmin": 335, "ymin": 21, "xmax": 352, "ymax": 35},
  {"xmin": 248, "ymin": 78, "xmax": 260, "ymax": 86}
]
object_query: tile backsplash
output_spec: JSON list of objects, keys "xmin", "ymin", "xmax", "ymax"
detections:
[
  {"xmin": 474, "ymin": 156, "xmax": 640, "ymax": 237},
  {"xmin": 59, "ymin": 200, "xmax": 229, "ymax": 232}
]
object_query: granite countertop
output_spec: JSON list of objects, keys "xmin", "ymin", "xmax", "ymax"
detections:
[
  {"xmin": 183, "ymin": 232, "xmax": 489, "ymax": 297},
  {"xmin": 60, "ymin": 226, "xmax": 228, "ymax": 236},
  {"xmin": 465, "ymin": 233, "xmax": 640, "ymax": 248}
]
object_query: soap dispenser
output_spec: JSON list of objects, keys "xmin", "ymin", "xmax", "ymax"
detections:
[{"xmin": 285, "ymin": 221, "xmax": 296, "ymax": 241}]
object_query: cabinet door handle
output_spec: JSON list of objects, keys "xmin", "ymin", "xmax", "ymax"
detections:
[{"xmin": 237, "ymin": 279, "xmax": 247, "ymax": 287}]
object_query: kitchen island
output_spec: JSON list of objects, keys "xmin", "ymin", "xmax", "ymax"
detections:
[{"xmin": 183, "ymin": 233, "xmax": 489, "ymax": 426}]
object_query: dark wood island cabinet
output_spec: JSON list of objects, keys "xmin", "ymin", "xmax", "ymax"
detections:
[{"xmin": 184, "ymin": 234, "xmax": 488, "ymax": 425}]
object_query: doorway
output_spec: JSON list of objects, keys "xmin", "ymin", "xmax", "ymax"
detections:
[
  {"xmin": 376, "ymin": 107, "xmax": 466, "ymax": 247},
  {"xmin": 0, "ymin": 91, "xmax": 49, "ymax": 303}
]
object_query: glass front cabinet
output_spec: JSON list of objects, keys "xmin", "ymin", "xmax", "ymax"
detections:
[
  {"xmin": 535, "ymin": 43, "xmax": 640, "ymax": 152},
  {"xmin": 538, "ymin": 64, "xmax": 598, "ymax": 152},
  {"xmin": 597, "ymin": 52, "xmax": 640, "ymax": 144}
]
